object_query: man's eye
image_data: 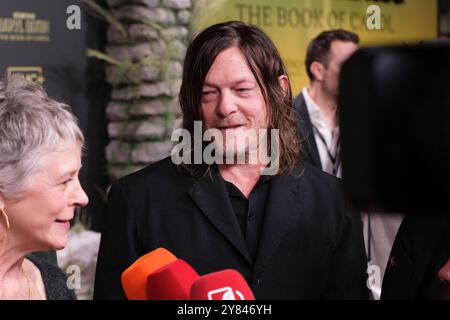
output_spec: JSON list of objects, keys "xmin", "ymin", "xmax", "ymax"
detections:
[
  {"xmin": 236, "ymin": 88, "xmax": 251, "ymax": 92},
  {"xmin": 61, "ymin": 179, "xmax": 73, "ymax": 185}
]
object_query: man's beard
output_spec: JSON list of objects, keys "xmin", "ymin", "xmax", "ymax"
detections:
[{"xmin": 212, "ymin": 128, "xmax": 261, "ymax": 165}]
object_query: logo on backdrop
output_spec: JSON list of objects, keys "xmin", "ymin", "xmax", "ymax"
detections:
[
  {"xmin": 7, "ymin": 66, "xmax": 45, "ymax": 85},
  {"xmin": 0, "ymin": 11, "xmax": 50, "ymax": 42}
]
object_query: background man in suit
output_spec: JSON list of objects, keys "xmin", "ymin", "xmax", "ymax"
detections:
[
  {"xmin": 293, "ymin": 29, "xmax": 403, "ymax": 299},
  {"xmin": 293, "ymin": 29, "xmax": 358, "ymax": 178},
  {"xmin": 94, "ymin": 21, "xmax": 368, "ymax": 300}
]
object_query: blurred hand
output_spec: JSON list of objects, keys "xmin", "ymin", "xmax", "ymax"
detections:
[{"xmin": 438, "ymin": 259, "xmax": 450, "ymax": 300}]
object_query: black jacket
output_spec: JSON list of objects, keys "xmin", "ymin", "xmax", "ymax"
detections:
[
  {"xmin": 381, "ymin": 214, "xmax": 450, "ymax": 299},
  {"xmin": 94, "ymin": 157, "xmax": 368, "ymax": 299},
  {"xmin": 293, "ymin": 92, "xmax": 322, "ymax": 169}
]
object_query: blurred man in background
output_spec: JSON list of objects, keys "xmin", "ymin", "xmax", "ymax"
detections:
[{"xmin": 293, "ymin": 29, "xmax": 403, "ymax": 299}]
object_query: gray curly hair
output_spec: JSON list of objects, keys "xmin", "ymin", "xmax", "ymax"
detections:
[{"xmin": 0, "ymin": 76, "xmax": 84, "ymax": 199}]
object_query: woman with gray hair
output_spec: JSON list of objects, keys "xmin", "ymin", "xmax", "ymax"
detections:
[{"xmin": 0, "ymin": 77, "xmax": 88, "ymax": 299}]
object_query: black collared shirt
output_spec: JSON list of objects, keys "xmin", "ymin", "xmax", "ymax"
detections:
[{"xmin": 223, "ymin": 175, "xmax": 271, "ymax": 262}]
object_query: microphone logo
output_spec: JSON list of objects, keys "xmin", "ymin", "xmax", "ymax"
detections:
[{"xmin": 207, "ymin": 287, "xmax": 245, "ymax": 300}]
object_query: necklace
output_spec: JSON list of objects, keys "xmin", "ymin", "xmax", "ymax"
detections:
[{"xmin": 20, "ymin": 266, "xmax": 32, "ymax": 300}]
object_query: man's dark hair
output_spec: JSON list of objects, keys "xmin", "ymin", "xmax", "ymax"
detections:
[
  {"xmin": 179, "ymin": 20, "xmax": 301, "ymax": 177},
  {"xmin": 305, "ymin": 29, "xmax": 359, "ymax": 81}
]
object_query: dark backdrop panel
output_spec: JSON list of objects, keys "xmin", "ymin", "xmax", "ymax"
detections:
[{"xmin": 0, "ymin": 0, "xmax": 108, "ymax": 231}]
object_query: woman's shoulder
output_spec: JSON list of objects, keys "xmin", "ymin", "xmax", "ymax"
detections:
[{"xmin": 27, "ymin": 253, "xmax": 76, "ymax": 300}]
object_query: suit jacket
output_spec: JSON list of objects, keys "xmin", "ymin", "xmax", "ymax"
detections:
[
  {"xmin": 293, "ymin": 92, "xmax": 322, "ymax": 169},
  {"xmin": 381, "ymin": 214, "xmax": 450, "ymax": 299},
  {"xmin": 94, "ymin": 157, "xmax": 368, "ymax": 300}
]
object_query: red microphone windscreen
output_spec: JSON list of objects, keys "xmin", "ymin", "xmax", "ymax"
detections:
[
  {"xmin": 190, "ymin": 269, "xmax": 255, "ymax": 300},
  {"xmin": 147, "ymin": 259, "xmax": 199, "ymax": 300},
  {"xmin": 121, "ymin": 248, "xmax": 177, "ymax": 300}
]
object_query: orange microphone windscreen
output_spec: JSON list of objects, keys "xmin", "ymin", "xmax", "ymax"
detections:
[{"xmin": 121, "ymin": 247, "xmax": 177, "ymax": 300}]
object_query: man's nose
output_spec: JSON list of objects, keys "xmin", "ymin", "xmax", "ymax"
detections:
[{"xmin": 216, "ymin": 90, "xmax": 238, "ymax": 117}]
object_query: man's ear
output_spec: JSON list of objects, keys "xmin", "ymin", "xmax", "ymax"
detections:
[
  {"xmin": 310, "ymin": 61, "xmax": 325, "ymax": 81},
  {"xmin": 278, "ymin": 74, "xmax": 289, "ymax": 94}
]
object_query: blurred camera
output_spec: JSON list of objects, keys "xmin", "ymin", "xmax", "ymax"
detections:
[{"xmin": 339, "ymin": 43, "xmax": 450, "ymax": 214}]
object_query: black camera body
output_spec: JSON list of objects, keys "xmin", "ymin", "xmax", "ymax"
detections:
[{"xmin": 339, "ymin": 44, "xmax": 450, "ymax": 214}]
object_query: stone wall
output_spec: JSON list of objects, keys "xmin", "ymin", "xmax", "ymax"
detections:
[{"xmin": 104, "ymin": 0, "xmax": 190, "ymax": 180}]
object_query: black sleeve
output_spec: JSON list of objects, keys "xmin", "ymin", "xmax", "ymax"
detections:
[
  {"xmin": 93, "ymin": 182, "xmax": 142, "ymax": 300},
  {"xmin": 381, "ymin": 215, "xmax": 450, "ymax": 300},
  {"xmin": 380, "ymin": 216, "xmax": 414, "ymax": 300},
  {"xmin": 324, "ymin": 206, "xmax": 369, "ymax": 299}
]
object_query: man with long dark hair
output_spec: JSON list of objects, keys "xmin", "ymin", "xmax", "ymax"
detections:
[{"xmin": 94, "ymin": 21, "xmax": 368, "ymax": 300}]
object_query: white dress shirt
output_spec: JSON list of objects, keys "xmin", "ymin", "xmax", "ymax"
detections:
[
  {"xmin": 302, "ymin": 87, "xmax": 342, "ymax": 178},
  {"xmin": 302, "ymin": 89, "xmax": 404, "ymax": 300}
]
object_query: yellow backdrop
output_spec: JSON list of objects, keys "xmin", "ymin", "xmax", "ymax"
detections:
[{"xmin": 193, "ymin": 0, "xmax": 437, "ymax": 94}]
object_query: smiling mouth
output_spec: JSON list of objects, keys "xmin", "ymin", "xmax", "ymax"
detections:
[
  {"xmin": 217, "ymin": 125, "xmax": 244, "ymax": 130},
  {"xmin": 55, "ymin": 219, "xmax": 70, "ymax": 223}
]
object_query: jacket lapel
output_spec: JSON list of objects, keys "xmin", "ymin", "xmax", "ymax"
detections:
[
  {"xmin": 252, "ymin": 172, "xmax": 306, "ymax": 280},
  {"xmin": 187, "ymin": 169, "xmax": 253, "ymax": 267},
  {"xmin": 294, "ymin": 93, "xmax": 322, "ymax": 168}
]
